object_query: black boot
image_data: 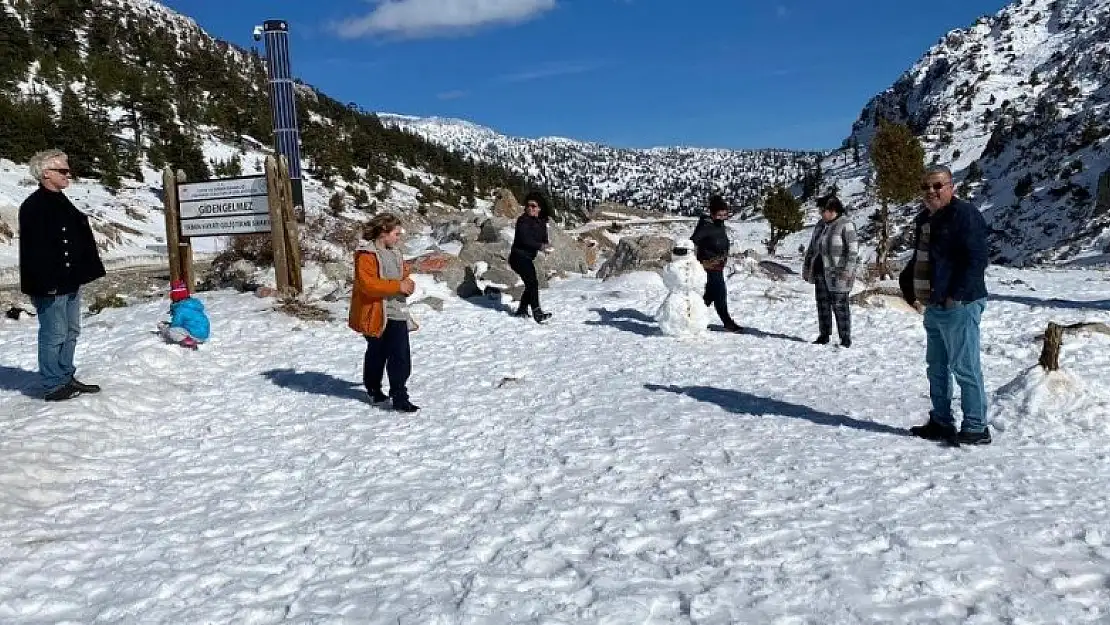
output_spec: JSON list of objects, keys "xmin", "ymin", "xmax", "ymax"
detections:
[
  {"xmin": 45, "ymin": 383, "xmax": 81, "ymax": 402},
  {"xmin": 511, "ymin": 304, "xmax": 530, "ymax": 317},
  {"xmin": 367, "ymin": 389, "xmax": 390, "ymax": 404},
  {"xmin": 813, "ymin": 335, "xmax": 830, "ymax": 345},
  {"xmin": 909, "ymin": 418, "xmax": 957, "ymax": 442},
  {"xmin": 533, "ymin": 308, "xmax": 552, "ymax": 323},
  {"xmin": 393, "ymin": 398, "xmax": 420, "ymax": 412},
  {"xmin": 839, "ymin": 338, "xmax": 851, "ymax": 348},
  {"xmin": 69, "ymin": 378, "xmax": 101, "ymax": 393},
  {"xmin": 957, "ymin": 427, "xmax": 992, "ymax": 445}
]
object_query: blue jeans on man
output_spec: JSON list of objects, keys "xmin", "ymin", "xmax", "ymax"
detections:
[
  {"xmin": 923, "ymin": 298, "xmax": 988, "ymax": 432},
  {"xmin": 31, "ymin": 291, "xmax": 82, "ymax": 393}
]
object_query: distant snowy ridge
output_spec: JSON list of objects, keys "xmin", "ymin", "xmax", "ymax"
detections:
[{"xmin": 378, "ymin": 114, "xmax": 822, "ymax": 215}]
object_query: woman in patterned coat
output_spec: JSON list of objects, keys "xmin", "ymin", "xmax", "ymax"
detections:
[{"xmin": 802, "ymin": 196, "xmax": 858, "ymax": 347}]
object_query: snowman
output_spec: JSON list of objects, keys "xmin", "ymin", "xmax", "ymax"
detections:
[{"xmin": 655, "ymin": 239, "xmax": 710, "ymax": 336}]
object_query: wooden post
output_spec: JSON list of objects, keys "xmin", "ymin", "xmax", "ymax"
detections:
[
  {"xmin": 1039, "ymin": 321, "xmax": 1063, "ymax": 371},
  {"xmin": 278, "ymin": 156, "xmax": 303, "ymax": 294},
  {"xmin": 162, "ymin": 167, "xmax": 183, "ymax": 283},
  {"xmin": 176, "ymin": 169, "xmax": 195, "ymax": 292},
  {"xmin": 265, "ymin": 156, "xmax": 291, "ymax": 295}
]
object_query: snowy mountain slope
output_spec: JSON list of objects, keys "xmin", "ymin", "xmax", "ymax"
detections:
[
  {"xmin": 380, "ymin": 114, "xmax": 822, "ymax": 215},
  {"xmin": 0, "ymin": 0, "xmax": 502, "ymax": 276},
  {"xmin": 835, "ymin": 0, "xmax": 1110, "ymax": 266},
  {"xmin": 2, "ymin": 266, "xmax": 1109, "ymax": 622}
]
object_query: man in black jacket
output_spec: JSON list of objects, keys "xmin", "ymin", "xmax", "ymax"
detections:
[
  {"xmin": 900, "ymin": 165, "xmax": 991, "ymax": 445},
  {"xmin": 19, "ymin": 150, "xmax": 106, "ymax": 401},
  {"xmin": 691, "ymin": 195, "xmax": 741, "ymax": 332}
]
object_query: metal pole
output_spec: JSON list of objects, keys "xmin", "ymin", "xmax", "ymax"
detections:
[{"xmin": 259, "ymin": 19, "xmax": 305, "ymax": 221}]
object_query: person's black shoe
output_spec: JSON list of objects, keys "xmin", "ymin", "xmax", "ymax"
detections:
[
  {"xmin": 533, "ymin": 309, "xmax": 552, "ymax": 323},
  {"xmin": 45, "ymin": 384, "xmax": 81, "ymax": 402},
  {"xmin": 511, "ymin": 307, "xmax": 530, "ymax": 318},
  {"xmin": 392, "ymin": 399, "xmax": 420, "ymax": 412},
  {"xmin": 813, "ymin": 335, "xmax": 830, "ymax": 344},
  {"xmin": 368, "ymin": 389, "xmax": 390, "ymax": 404},
  {"xmin": 909, "ymin": 418, "xmax": 957, "ymax": 442},
  {"xmin": 839, "ymin": 338, "xmax": 851, "ymax": 348},
  {"xmin": 723, "ymin": 322, "xmax": 744, "ymax": 333},
  {"xmin": 69, "ymin": 378, "xmax": 100, "ymax": 393},
  {"xmin": 957, "ymin": 427, "xmax": 992, "ymax": 445}
]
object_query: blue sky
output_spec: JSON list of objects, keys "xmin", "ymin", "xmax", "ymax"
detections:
[{"xmin": 161, "ymin": 0, "xmax": 1010, "ymax": 151}]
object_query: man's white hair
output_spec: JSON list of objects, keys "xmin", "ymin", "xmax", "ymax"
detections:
[{"xmin": 28, "ymin": 149, "xmax": 68, "ymax": 182}]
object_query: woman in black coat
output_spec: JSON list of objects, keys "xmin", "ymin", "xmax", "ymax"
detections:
[{"xmin": 509, "ymin": 191, "xmax": 552, "ymax": 323}]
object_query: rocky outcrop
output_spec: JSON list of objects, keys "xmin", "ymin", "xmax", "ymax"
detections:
[
  {"xmin": 492, "ymin": 188, "xmax": 522, "ymax": 220},
  {"xmin": 596, "ymin": 235, "xmax": 674, "ymax": 280},
  {"xmin": 414, "ymin": 213, "xmax": 589, "ymax": 299}
]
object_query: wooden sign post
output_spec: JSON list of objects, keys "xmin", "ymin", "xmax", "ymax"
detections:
[
  {"xmin": 278, "ymin": 155, "xmax": 303, "ymax": 293},
  {"xmin": 163, "ymin": 157, "xmax": 302, "ymax": 297},
  {"xmin": 264, "ymin": 156, "xmax": 292, "ymax": 295},
  {"xmin": 160, "ymin": 168, "xmax": 194, "ymax": 290}
]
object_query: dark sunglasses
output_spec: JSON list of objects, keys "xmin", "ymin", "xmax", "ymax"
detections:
[
  {"xmin": 526, "ymin": 202, "xmax": 539, "ymax": 208},
  {"xmin": 49, "ymin": 168, "xmax": 72, "ymax": 175},
  {"xmin": 920, "ymin": 182, "xmax": 948, "ymax": 192}
]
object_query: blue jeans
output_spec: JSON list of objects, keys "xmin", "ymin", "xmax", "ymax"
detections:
[
  {"xmin": 923, "ymin": 298, "xmax": 988, "ymax": 432},
  {"xmin": 31, "ymin": 292, "xmax": 82, "ymax": 392}
]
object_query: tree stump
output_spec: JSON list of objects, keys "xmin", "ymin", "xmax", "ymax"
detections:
[
  {"xmin": 1037, "ymin": 321, "xmax": 1110, "ymax": 371},
  {"xmin": 1038, "ymin": 321, "xmax": 1064, "ymax": 371}
]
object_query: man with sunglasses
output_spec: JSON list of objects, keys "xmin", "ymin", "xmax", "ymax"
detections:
[
  {"xmin": 19, "ymin": 149, "xmax": 106, "ymax": 401},
  {"xmin": 900, "ymin": 165, "xmax": 991, "ymax": 445}
]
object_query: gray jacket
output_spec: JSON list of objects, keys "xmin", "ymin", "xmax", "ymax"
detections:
[{"xmin": 802, "ymin": 215, "xmax": 858, "ymax": 293}]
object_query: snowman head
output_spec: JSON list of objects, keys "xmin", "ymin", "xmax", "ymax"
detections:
[{"xmin": 672, "ymin": 239, "xmax": 695, "ymax": 257}]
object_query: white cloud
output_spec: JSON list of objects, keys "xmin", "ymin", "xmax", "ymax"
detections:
[
  {"xmin": 335, "ymin": 0, "xmax": 557, "ymax": 39},
  {"xmin": 436, "ymin": 89, "xmax": 470, "ymax": 100},
  {"xmin": 498, "ymin": 61, "xmax": 603, "ymax": 83}
]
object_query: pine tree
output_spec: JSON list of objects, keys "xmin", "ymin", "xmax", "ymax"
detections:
[
  {"xmin": 0, "ymin": 4, "xmax": 33, "ymax": 88},
  {"xmin": 869, "ymin": 118, "xmax": 925, "ymax": 278},
  {"xmin": 0, "ymin": 95, "xmax": 54, "ymax": 161},
  {"xmin": 28, "ymin": 0, "xmax": 90, "ymax": 74},
  {"xmin": 762, "ymin": 185, "xmax": 803, "ymax": 255},
  {"xmin": 99, "ymin": 147, "xmax": 122, "ymax": 193},
  {"xmin": 160, "ymin": 125, "xmax": 209, "ymax": 181},
  {"xmin": 55, "ymin": 88, "xmax": 104, "ymax": 178}
]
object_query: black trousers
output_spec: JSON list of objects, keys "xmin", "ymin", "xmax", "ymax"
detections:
[
  {"xmin": 509, "ymin": 251, "xmax": 541, "ymax": 312},
  {"xmin": 363, "ymin": 319, "xmax": 411, "ymax": 401},
  {"xmin": 814, "ymin": 273, "xmax": 851, "ymax": 342},
  {"xmin": 703, "ymin": 269, "xmax": 735, "ymax": 326}
]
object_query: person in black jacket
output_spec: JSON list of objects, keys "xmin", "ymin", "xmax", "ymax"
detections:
[
  {"xmin": 19, "ymin": 150, "xmax": 106, "ymax": 401},
  {"xmin": 900, "ymin": 165, "xmax": 992, "ymax": 445},
  {"xmin": 509, "ymin": 191, "xmax": 552, "ymax": 323},
  {"xmin": 691, "ymin": 194, "xmax": 741, "ymax": 332}
]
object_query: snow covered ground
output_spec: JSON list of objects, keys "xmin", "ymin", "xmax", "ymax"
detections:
[{"xmin": 1, "ymin": 265, "xmax": 1109, "ymax": 623}]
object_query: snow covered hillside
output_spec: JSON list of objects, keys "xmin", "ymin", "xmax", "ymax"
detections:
[
  {"xmin": 380, "ymin": 114, "xmax": 821, "ymax": 215},
  {"xmin": 2, "ymin": 264, "xmax": 1109, "ymax": 622},
  {"xmin": 836, "ymin": 0, "xmax": 1110, "ymax": 266}
]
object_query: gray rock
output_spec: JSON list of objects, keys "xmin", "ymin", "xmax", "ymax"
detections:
[
  {"xmin": 537, "ymin": 224, "xmax": 589, "ymax": 276},
  {"xmin": 478, "ymin": 218, "xmax": 502, "ymax": 243},
  {"xmin": 597, "ymin": 235, "xmax": 674, "ymax": 279},
  {"xmin": 481, "ymin": 266, "xmax": 519, "ymax": 287},
  {"xmin": 1098, "ymin": 168, "xmax": 1110, "ymax": 213},
  {"xmin": 492, "ymin": 189, "xmax": 522, "ymax": 219},
  {"xmin": 413, "ymin": 296, "xmax": 444, "ymax": 311}
]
